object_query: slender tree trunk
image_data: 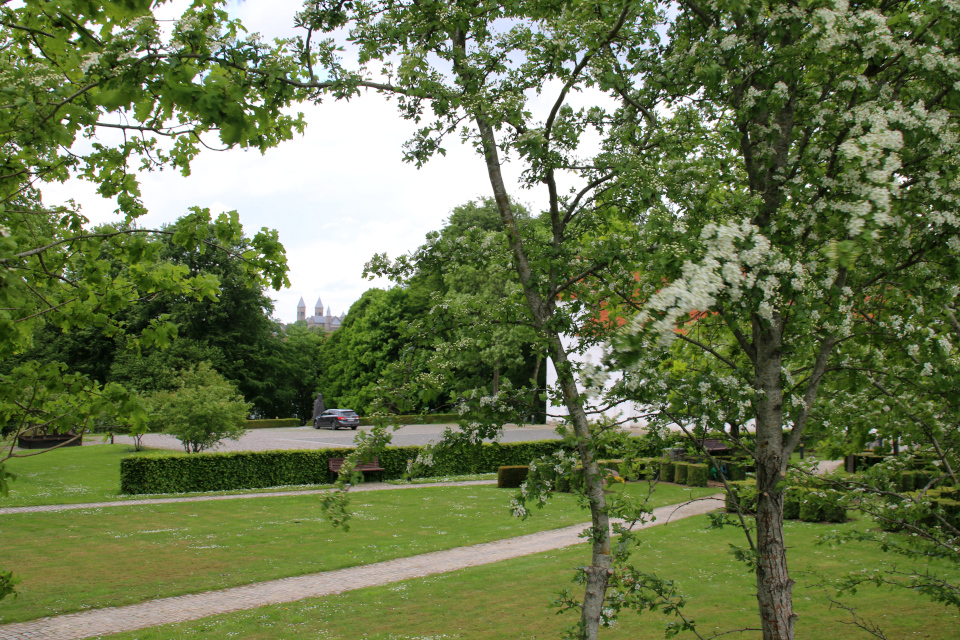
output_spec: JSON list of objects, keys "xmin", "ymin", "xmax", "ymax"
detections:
[
  {"xmin": 473, "ymin": 112, "xmax": 612, "ymax": 640},
  {"xmin": 752, "ymin": 314, "xmax": 796, "ymax": 640}
]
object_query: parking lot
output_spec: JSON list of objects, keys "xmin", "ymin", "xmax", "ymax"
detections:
[{"xmin": 102, "ymin": 422, "xmax": 567, "ymax": 452}]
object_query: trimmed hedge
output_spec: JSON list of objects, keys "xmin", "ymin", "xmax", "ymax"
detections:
[
  {"xmin": 674, "ymin": 462, "xmax": 689, "ymax": 485},
  {"xmin": 357, "ymin": 413, "xmax": 460, "ymax": 426},
  {"xmin": 246, "ymin": 418, "xmax": 301, "ymax": 429},
  {"xmin": 725, "ymin": 480, "xmax": 845, "ymax": 523},
  {"xmin": 687, "ymin": 463, "xmax": 708, "ymax": 487},
  {"xmin": 498, "ymin": 466, "xmax": 529, "ymax": 488},
  {"xmin": 120, "ymin": 439, "xmax": 564, "ymax": 495},
  {"xmin": 660, "ymin": 460, "xmax": 675, "ymax": 484},
  {"xmin": 622, "ymin": 457, "xmax": 662, "ymax": 481}
]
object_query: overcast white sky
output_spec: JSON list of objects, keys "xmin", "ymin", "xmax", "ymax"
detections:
[{"xmin": 42, "ymin": 0, "xmax": 551, "ymax": 324}]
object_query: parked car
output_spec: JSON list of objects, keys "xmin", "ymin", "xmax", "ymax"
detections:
[{"xmin": 314, "ymin": 409, "xmax": 360, "ymax": 430}]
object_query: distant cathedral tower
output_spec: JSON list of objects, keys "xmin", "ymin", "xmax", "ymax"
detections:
[{"xmin": 295, "ymin": 295, "xmax": 346, "ymax": 333}]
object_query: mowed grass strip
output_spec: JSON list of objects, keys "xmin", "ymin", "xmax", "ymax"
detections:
[
  {"xmin": 97, "ymin": 515, "xmax": 960, "ymax": 640},
  {"xmin": 0, "ymin": 482, "xmax": 714, "ymax": 623},
  {"xmin": 0, "ymin": 444, "xmax": 345, "ymax": 507}
]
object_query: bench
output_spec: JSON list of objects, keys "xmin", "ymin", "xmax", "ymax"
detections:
[
  {"xmin": 328, "ymin": 456, "xmax": 386, "ymax": 483},
  {"xmin": 696, "ymin": 438, "xmax": 732, "ymax": 455}
]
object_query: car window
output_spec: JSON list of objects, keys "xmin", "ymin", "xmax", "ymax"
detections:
[{"xmin": 343, "ymin": 411, "xmax": 358, "ymax": 417}]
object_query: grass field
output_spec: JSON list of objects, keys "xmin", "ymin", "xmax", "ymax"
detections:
[
  {"xmin": 97, "ymin": 514, "xmax": 960, "ymax": 640},
  {"xmin": 0, "ymin": 480, "xmax": 714, "ymax": 623}
]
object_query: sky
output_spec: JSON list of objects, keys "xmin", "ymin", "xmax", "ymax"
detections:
[{"xmin": 42, "ymin": 0, "xmax": 544, "ymax": 324}]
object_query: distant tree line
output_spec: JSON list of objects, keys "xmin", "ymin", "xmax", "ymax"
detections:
[{"xmin": 7, "ymin": 201, "xmax": 546, "ymax": 423}]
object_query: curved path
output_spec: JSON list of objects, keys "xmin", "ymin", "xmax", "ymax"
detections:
[{"xmin": 0, "ymin": 496, "xmax": 724, "ymax": 640}]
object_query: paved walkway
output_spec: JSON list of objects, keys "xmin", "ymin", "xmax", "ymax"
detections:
[
  {"xmin": 0, "ymin": 480, "xmax": 497, "ymax": 516},
  {"xmin": 0, "ymin": 496, "xmax": 724, "ymax": 640}
]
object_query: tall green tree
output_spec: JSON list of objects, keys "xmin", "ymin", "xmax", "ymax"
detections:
[
  {"xmin": 296, "ymin": 4, "xmax": 655, "ymax": 637},
  {"xmin": 604, "ymin": 1, "xmax": 960, "ymax": 638},
  {"xmin": 369, "ymin": 197, "xmax": 546, "ymax": 412},
  {"xmin": 0, "ymin": 0, "xmax": 299, "ymax": 598}
]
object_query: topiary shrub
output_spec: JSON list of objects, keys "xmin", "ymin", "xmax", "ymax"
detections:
[
  {"xmin": 674, "ymin": 462, "xmax": 689, "ymax": 485},
  {"xmin": 783, "ymin": 487, "xmax": 803, "ymax": 520},
  {"xmin": 497, "ymin": 466, "xmax": 529, "ymax": 488},
  {"xmin": 660, "ymin": 460, "xmax": 675, "ymax": 483},
  {"xmin": 686, "ymin": 463, "xmax": 708, "ymax": 487},
  {"xmin": 798, "ymin": 489, "xmax": 846, "ymax": 523},
  {"xmin": 799, "ymin": 498, "xmax": 823, "ymax": 522}
]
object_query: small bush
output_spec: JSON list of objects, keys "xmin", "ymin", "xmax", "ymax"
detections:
[
  {"xmin": 659, "ymin": 460, "xmax": 675, "ymax": 483},
  {"xmin": 783, "ymin": 487, "xmax": 803, "ymax": 520},
  {"xmin": 247, "ymin": 419, "xmax": 301, "ymax": 429},
  {"xmin": 497, "ymin": 466, "xmax": 529, "ymax": 488},
  {"xmin": 687, "ymin": 463, "xmax": 708, "ymax": 487},
  {"xmin": 799, "ymin": 498, "xmax": 823, "ymax": 522},
  {"xmin": 674, "ymin": 462, "xmax": 689, "ymax": 485},
  {"xmin": 799, "ymin": 489, "xmax": 846, "ymax": 523}
]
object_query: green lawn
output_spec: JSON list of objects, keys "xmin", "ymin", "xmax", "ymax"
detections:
[
  {"xmin": 98, "ymin": 514, "xmax": 960, "ymax": 640},
  {"xmin": 0, "ymin": 444, "xmax": 346, "ymax": 507},
  {"xmin": 0, "ymin": 482, "xmax": 714, "ymax": 623}
]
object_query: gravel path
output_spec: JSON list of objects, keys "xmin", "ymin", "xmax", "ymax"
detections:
[
  {"xmin": 0, "ymin": 480, "xmax": 496, "ymax": 516},
  {"xmin": 0, "ymin": 496, "xmax": 724, "ymax": 640}
]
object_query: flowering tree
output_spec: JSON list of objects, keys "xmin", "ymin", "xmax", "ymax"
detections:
[{"xmin": 604, "ymin": 1, "xmax": 960, "ymax": 638}]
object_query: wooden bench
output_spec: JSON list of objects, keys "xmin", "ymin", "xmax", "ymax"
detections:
[
  {"xmin": 328, "ymin": 456, "xmax": 386, "ymax": 483},
  {"xmin": 696, "ymin": 438, "xmax": 732, "ymax": 455}
]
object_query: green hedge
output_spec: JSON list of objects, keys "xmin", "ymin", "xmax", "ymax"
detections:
[
  {"xmin": 674, "ymin": 462, "xmax": 689, "ymax": 485},
  {"xmin": 246, "ymin": 418, "xmax": 301, "ymax": 429},
  {"xmin": 660, "ymin": 460, "xmax": 675, "ymax": 484},
  {"xmin": 497, "ymin": 466, "xmax": 529, "ymax": 488},
  {"xmin": 120, "ymin": 440, "xmax": 565, "ymax": 495},
  {"xmin": 357, "ymin": 413, "xmax": 460, "ymax": 426},
  {"xmin": 724, "ymin": 480, "xmax": 845, "ymax": 523},
  {"xmin": 687, "ymin": 463, "xmax": 708, "ymax": 487}
]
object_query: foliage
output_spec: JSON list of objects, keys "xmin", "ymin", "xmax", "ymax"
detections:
[
  {"xmin": 147, "ymin": 363, "xmax": 250, "ymax": 454},
  {"xmin": 246, "ymin": 418, "xmax": 302, "ymax": 429},
  {"xmin": 316, "ymin": 288, "xmax": 432, "ymax": 415},
  {"xmin": 366, "ymin": 197, "xmax": 546, "ymax": 410},
  {"xmin": 0, "ymin": 0, "xmax": 297, "ymax": 600},
  {"xmin": 120, "ymin": 439, "xmax": 566, "ymax": 495},
  {"xmin": 356, "ymin": 413, "xmax": 460, "ymax": 426},
  {"xmin": 599, "ymin": 0, "xmax": 960, "ymax": 635}
]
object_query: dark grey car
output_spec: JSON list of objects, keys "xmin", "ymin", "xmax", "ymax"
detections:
[{"xmin": 314, "ymin": 409, "xmax": 360, "ymax": 430}]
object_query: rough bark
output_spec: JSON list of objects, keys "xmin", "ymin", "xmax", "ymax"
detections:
[{"xmin": 752, "ymin": 312, "xmax": 797, "ymax": 640}]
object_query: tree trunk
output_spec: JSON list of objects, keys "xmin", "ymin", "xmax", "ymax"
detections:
[
  {"xmin": 752, "ymin": 314, "xmax": 796, "ymax": 640},
  {"xmin": 472, "ymin": 112, "xmax": 612, "ymax": 640}
]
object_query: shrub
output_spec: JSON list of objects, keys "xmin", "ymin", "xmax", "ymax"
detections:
[
  {"xmin": 357, "ymin": 413, "xmax": 460, "ymax": 426},
  {"xmin": 660, "ymin": 460, "xmax": 675, "ymax": 483},
  {"xmin": 686, "ymin": 463, "xmax": 708, "ymax": 487},
  {"xmin": 623, "ymin": 457, "xmax": 660, "ymax": 481},
  {"xmin": 247, "ymin": 418, "xmax": 301, "ymax": 429},
  {"xmin": 783, "ymin": 487, "xmax": 803, "ymax": 520},
  {"xmin": 674, "ymin": 462, "xmax": 689, "ymax": 485},
  {"xmin": 148, "ymin": 363, "xmax": 250, "ymax": 454},
  {"xmin": 799, "ymin": 498, "xmax": 823, "ymax": 522},
  {"xmin": 120, "ymin": 439, "xmax": 565, "ymax": 494},
  {"xmin": 497, "ymin": 466, "xmax": 529, "ymax": 488},
  {"xmin": 799, "ymin": 489, "xmax": 846, "ymax": 523}
]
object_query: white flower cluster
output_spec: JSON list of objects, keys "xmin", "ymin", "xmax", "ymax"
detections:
[{"xmin": 633, "ymin": 219, "xmax": 803, "ymax": 342}]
